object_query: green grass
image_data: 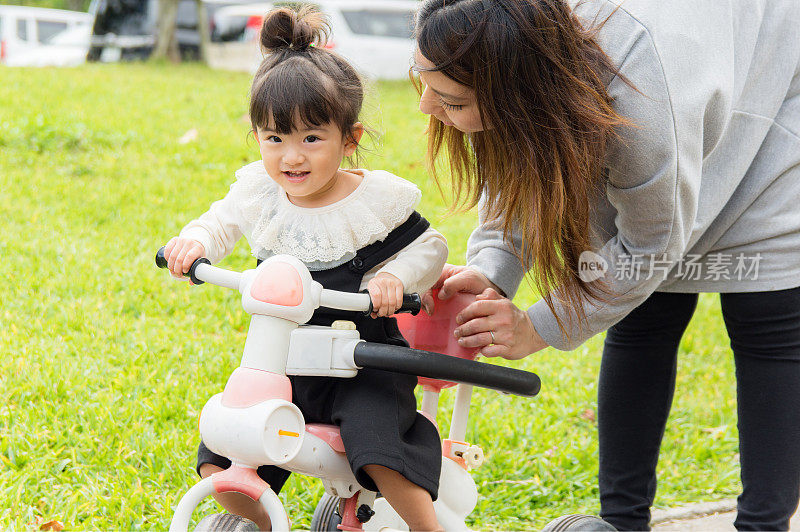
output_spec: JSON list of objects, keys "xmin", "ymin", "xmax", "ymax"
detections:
[
  {"xmin": 0, "ymin": 63, "xmax": 740, "ymax": 530},
  {"xmin": 0, "ymin": 1, "xmax": 92, "ymax": 10}
]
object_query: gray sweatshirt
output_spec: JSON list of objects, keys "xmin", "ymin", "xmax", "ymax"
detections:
[{"xmin": 466, "ymin": 0, "xmax": 800, "ymax": 351}]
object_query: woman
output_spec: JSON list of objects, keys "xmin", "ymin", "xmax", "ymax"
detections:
[{"xmin": 414, "ymin": 0, "xmax": 800, "ymax": 530}]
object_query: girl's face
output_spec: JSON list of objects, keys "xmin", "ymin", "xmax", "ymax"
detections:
[
  {"xmin": 415, "ymin": 51, "xmax": 484, "ymax": 133},
  {"xmin": 255, "ymin": 120, "xmax": 363, "ymax": 208}
]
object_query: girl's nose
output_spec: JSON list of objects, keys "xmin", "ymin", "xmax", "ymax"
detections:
[{"xmin": 283, "ymin": 147, "xmax": 306, "ymax": 165}]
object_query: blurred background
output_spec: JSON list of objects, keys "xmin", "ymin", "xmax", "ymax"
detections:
[
  {"xmin": 0, "ymin": 1, "xmax": 745, "ymax": 530},
  {"xmin": 0, "ymin": 0, "xmax": 418, "ymax": 78}
]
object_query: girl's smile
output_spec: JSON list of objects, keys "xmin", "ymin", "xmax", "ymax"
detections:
[{"xmin": 283, "ymin": 170, "xmax": 311, "ymax": 183}]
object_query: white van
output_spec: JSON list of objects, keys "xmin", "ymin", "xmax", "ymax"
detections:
[
  {"xmin": 0, "ymin": 5, "xmax": 93, "ymax": 67},
  {"xmin": 207, "ymin": 0, "xmax": 418, "ymax": 79}
]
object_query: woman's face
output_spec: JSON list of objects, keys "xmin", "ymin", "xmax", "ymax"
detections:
[{"xmin": 415, "ymin": 51, "xmax": 485, "ymax": 133}]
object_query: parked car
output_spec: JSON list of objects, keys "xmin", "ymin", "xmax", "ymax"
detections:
[
  {"xmin": 210, "ymin": 2, "xmax": 273, "ymax": 43},
  {"xmin": 0, "ymin": 5, "xmax": 93, "ymax": 67},
  {"xmin": 88, "ymin": 0, "xmax": 194, "ymax": 61},
  {"xmin": 86, "ymin": 0, "xmax": 262, "ymax": 62},
  {"xmin": 208, "ymin": 0, "xmax": 419, "ymax": 79}
]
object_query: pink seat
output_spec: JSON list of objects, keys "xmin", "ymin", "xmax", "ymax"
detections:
[
  {"xmin": 395, "ymin": 289, "xmax": 479, "ymax": 392},
  {"xmin": 305, "ymin": 423, "xmax": 346, "ymax": 453}
]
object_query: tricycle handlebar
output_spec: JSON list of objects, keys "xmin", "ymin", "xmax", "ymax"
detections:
[{"xmin": 155, "ymin": 247, "xmax": 421, "ymax": 315}]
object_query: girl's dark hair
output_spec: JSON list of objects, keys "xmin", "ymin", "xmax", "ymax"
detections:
[
  {"xmin": 416, "ymin": 0, "xmax": 629, "ymax": 337},
  {"xmin": 250, "ymin": 6, "xmax": 364, "ymax": 146}
]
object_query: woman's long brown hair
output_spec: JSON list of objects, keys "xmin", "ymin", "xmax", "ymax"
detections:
[{"xmin": 416, "ymin": 0, "xmax": 629, "ymax": 338}]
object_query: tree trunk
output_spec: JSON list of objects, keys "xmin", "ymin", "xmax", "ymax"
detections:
[
  {"xmin": 195, "ymin": 0, "xmax": 211, "ymax": 64},
  {"xmin": 152, "ymin": 0, "xmax": 181, "ymax": 62}
]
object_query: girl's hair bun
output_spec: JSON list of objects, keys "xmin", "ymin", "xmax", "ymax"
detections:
[{"xmin": 260, "ymin": 6, "xmax": 330, "ymax": 53}]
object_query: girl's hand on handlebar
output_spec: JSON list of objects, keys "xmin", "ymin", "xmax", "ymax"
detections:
[
  {"xmin": 421, "ymin": 264, "xmax": 503, "ymax": 315},
  {"xmin": 368, "ymin": 273, "xmax": 404, "ymax": 318},
  {"xmin": 453, "ymin": 288, "xmax": 548, "ymax": 360},
  {"xmin": 164, "ymin": 237, "xmax": 205, "ymax": 282}
]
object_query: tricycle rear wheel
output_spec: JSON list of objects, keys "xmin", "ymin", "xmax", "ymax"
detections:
[
  {"xmin": 310, "ymin": 493, "xmax": 343, "ymax": 532},
  {"xmin": 542, "ymin": 514, "xmax": 617, "ymax": 531}
]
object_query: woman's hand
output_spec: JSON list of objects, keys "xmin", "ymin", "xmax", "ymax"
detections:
[
  {"xmin": 420, "ymin": 264, "xmax": 502, "ymax": 314},
  {"xmin": 453, "ymin": 288, "xmax": 548, "ymax": 359},
  {"xmin": 164, "ymin": 237, "xmax": 205, "ymax": 281},
  {"xmin": 368, "ymin": 272, "xmax": 404, "ymax": 318}
]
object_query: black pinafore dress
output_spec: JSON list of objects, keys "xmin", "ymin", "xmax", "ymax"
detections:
[{"xmin": 197, "ymin": 212, "xmax": 442, "ymax": 499}]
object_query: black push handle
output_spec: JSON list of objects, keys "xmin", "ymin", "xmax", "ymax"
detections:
[
  {"xmin": 155, "ymin": 246, "xmax": 210, "ymax": 285},
  {"xmin": 353, "ymin": 342, "xmax": 541, "ymax": 397}
]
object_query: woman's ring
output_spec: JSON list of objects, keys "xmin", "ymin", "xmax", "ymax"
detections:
[{"xmin": 489, "ymin": 330, "xmax": 496, "ymax": 344}]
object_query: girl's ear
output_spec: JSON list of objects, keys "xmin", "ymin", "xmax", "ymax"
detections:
[{"xmin": 343, "ymin": 123, "xmax": 364, "ymax": 156}]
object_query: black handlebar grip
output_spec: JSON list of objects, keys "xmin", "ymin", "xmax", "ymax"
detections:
[
  {"xmin": 155, "ymin": 246, "xmax": 168, "ymax": 269},
  {"xmin": 155, "ymin": 246, "xmax": 210, "ymax": 285},
  {"xmin": 353, "ymin": 342, "xmax": 541, "ymax": 397},
  {"xmin": 399, "ymin": 293, "xmax": 422, "ymax": 315},
  {"xmin": 363, "ymin": 292, "xmax": 422, "ymax": 316}
]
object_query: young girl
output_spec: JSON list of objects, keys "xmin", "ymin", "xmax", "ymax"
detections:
[{"xmin": 163, "ymin": 6, "xmax": 447, "ymax": 531}]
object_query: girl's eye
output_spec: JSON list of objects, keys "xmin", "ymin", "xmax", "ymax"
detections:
[
  {"xmin": 267, "ymin": 135, "xmax": 282, "ymax": 143},
  {"xmin": 440, "ymin": 98, "xmax": 464, "ymax": 111},
  {"xmin": 305, "ymin": 135, "xmax": 320, "ymax": 143}
]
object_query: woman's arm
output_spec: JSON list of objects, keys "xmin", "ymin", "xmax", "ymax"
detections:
[
  {"xmin": 526, "ymin": 7, "xmax": 726, "ymax": 351},
  {"xmin": 464, "ymin": 195, "xmax": 528, "ymax": 299},
  {"xmin": 460, "ymin": 5, "xmax": 731, "ymax": 355}
]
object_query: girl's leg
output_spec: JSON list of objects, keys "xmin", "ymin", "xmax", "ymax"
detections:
[
  {"xmin": 720, "ymin": 287, "xmax": 800, "ymax": 531},
  {"xmin": 363, "ymin": 464, "xmax": 442, "ymax": 532},
  {"xmin": 598, "ymin": 292, "xmax": 698, "ymax": 530},
  {"xmin": 329, "ymin": 368, "xmax": 442, "ymax": 529}
]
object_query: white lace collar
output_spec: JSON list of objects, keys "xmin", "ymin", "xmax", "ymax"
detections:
[{"xmin": 231, "ymin": 161, "xmax": 422, "ymax": 263}]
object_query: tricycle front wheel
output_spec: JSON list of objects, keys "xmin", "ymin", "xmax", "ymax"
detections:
[
  {"xmin": 170, "ymin": 477, "xmax": 290, "ymax": 532},
  {"xmin": 194, "ymin": 513, "xmax": 258, "ymax": 531}
]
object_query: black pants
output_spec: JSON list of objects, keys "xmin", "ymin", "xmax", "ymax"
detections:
[{"xmin": 598, "ymin": 288, "xmax": 800, "ymax": 531}]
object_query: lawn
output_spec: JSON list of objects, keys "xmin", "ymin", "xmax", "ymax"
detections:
[{"xmin": 0, "ymin": 63, "xmax": 741, "ymax": 530}]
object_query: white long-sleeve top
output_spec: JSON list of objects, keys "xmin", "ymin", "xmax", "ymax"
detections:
[{"xmin": 180, "ymin": 161, "xmax": 448, "ymax": 293}]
